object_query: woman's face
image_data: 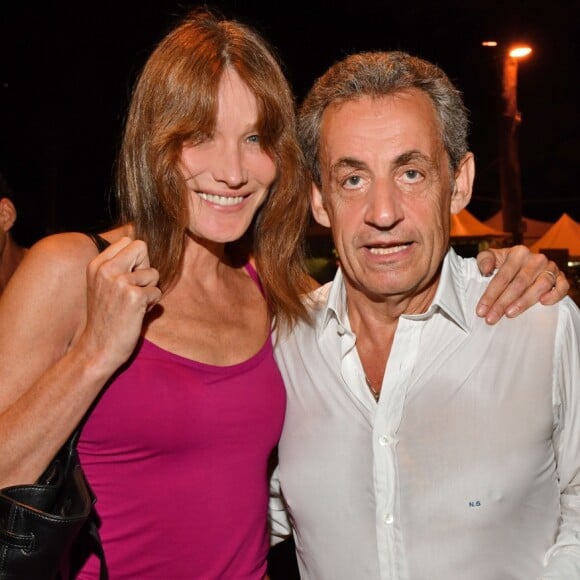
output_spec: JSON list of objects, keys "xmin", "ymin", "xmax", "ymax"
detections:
[{"xmin": 179, "ymin": 69, "xmax": 277, "ymax": 245}]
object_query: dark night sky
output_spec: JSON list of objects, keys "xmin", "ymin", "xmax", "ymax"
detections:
[{"xmin": 1, "ymin": 0, "xmax": 579, "ymax": 247}]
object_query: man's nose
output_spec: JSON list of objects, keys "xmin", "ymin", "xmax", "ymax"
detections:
[{"xmin": 364, "ymin": 179, "xmax": 404, "ymax": 228}]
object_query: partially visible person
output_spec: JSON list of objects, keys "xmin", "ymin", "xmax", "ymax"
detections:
[
  {"xmin": 0, "ymin": 9, "xmax": 568, "ymax": 580},
  {"xmin": 0, "ymin": 172, "xmax": 28, "ymax": 294},
  {"xmin": 270, "ymin": 50, "xmax": 580, "ymax": 579}
]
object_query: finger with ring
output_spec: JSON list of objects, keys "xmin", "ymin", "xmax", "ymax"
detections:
[{"xmin": 540, "ymin": 269, "xmax": 559, "ymax": 287}]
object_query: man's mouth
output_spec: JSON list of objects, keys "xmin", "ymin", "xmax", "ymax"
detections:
[{"xmin": 368, "ymin": 243, "xmax": 410, "ymax": 255}]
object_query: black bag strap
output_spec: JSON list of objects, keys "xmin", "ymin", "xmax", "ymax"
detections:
[
  {"xmin": 85, "ymin": 232, "xmax": 111, "ymax": 253},
  {"xmin": 55, "ymin": 432, "xmax": 109, "ymax": 580},
  {"xmin": 88, "ymin": 519, "xmax": 108, "ymax": 580}
]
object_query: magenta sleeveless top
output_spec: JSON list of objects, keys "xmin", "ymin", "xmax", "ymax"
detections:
[{"xmin": 77, "ymin": 264, "xmax": 285, "ymax": 579}]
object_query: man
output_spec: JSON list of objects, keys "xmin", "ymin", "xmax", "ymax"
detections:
[
  {"xmin": 0, "ymin": 173, "xmax": 27, "ymax": 293},
  {"xmin": 270, "ymin": 51, "xmax": 580, "ymax": 579}
]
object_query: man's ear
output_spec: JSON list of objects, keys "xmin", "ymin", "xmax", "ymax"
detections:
[
  {"xmin": 310, "ymin": 182, "xmax": 331, "ymax": 228},
  {"xmin": 0, "ymin": 198, "xmax": 17, "ymax": 232},
  {"xmin": 450, "ymin": 152, "xmax": 475, "ymax": 215}
]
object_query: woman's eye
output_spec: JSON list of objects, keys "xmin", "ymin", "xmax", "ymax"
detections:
[{"xmin": 246, "ymin": 134, "xmax": 260, "ymax": 144}]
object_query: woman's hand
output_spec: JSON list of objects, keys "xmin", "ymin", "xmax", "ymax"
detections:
[
  {"xmin": 81, "ymin": 236, "xmax": 162, "ymax": 372},
  {"xmin": 475, "ymin": 245, "xmax": 569, "ymax": 324}
]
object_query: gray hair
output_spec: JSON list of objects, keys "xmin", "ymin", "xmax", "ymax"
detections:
[{"xmin": 298, "ymin": 51, "xmax": 470, "ymax": 186}]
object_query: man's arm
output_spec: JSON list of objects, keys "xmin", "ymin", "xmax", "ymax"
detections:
[
  {"xmin": 269, "ymin": 466, "xmax": 293, "ymax": 546},
  {"xmin": 541, "ymin": 301, "xmax": 580, "ymax": 578},
  {"xmin": 475, "ymin": 246, "xmax": 569, "ymax": 324}
]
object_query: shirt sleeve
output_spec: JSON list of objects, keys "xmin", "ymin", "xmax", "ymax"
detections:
[
  {"xmin": 268, "ymin": 465, "xmax": 293, "ymax": 546},
  {"xmin": 541, "ymin": 300, "xmax": 580, "ymax": 578}
]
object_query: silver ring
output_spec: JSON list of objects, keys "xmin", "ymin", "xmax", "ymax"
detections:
[{"xmin": 541, "ymin": 270, "xmax": 558, "ymax": 287}]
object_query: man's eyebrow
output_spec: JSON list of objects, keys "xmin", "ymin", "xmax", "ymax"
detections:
[
  {"xmin": 394, "ymin": 150, "xmax": 431, "ymax": 166},
  {"xmin": 328, "ymin": 151, "xmax": 437, "ymax": 179},
  {"xmin": 330, "ymin": 157, "xmax": 367, "ymax": 175}
]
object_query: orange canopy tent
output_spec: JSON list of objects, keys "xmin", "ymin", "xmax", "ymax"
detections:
[
  {"xmin": 529, "ymin": 213, "xmax": 580, "ymax": 258},
  {"xmin": 484, "ymin": 211, "xmax": 552, "ymax": 246},
  {"xmin": 450, "ymin": 209, "xmax": 507, "ymax": 240}
]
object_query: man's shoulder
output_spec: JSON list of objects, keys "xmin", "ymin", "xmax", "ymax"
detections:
[
  {"xmin": 440, "ymin": 251, "xmax": 492, "ymax": 314},
  {"xmin": 447, "ymin": 251, "xmax": 488, "ymax": 282},
  {"xmin": 302, "ymin": 281, "xmax": 333, "ymax": 311},
  {"xmin": 274, "ymin": 282, "xmax": 334, "ymax": 349}
]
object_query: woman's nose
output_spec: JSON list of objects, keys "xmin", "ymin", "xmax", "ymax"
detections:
[{"xmin": 213, "ymin": 143, "xmax": 248, "ymax": 187}]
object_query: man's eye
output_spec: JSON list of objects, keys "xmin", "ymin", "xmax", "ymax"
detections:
[
  {"xmin": 404, "ymin": 169, "xmax": 422, "ymax": 181},
  {"xmin": 344, "ymin": 175, "xmax": 362, "ymax": 188}
]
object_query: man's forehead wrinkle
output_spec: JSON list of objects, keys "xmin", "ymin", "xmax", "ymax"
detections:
[
  {"xmin": 395, "ymin": 149, "xmax": 444, "ymax": 175},
  {"xmin": 329, "ymin": 150, "xmax": 435, "ymax": 175},
  {"xmin": 395, "ymin": 150, "xmax": 429, "ymax": 164},
  {"xmin": 330, "ymin": 158, "xmax": 367, "ymax": 174}
]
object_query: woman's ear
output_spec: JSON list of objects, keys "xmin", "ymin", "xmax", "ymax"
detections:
[
  {"xmin": 310, "ymin": 182, "xmax": 331, "ymax": 228},
  {"xmin": 450, "ymin": 152, "xmax": 475, "ymax": 215}
]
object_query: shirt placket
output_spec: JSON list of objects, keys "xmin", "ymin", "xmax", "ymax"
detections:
[{"xmin": 373, "ymin": 317, "xmax": 423, "ymax": 580}]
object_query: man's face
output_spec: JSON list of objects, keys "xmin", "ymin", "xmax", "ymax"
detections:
[{"xmin": 311, "ymin": 89, "xmax": 473, "ymax": 306}]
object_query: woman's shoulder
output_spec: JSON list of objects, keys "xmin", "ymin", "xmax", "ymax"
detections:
[
  {"xmin": 26, "ymin": 226, "xmax": 130, "ymax": 265},
  {"xmin": 0, "ymin": 232, "xmax": 103, "ymax": 362},
  {"xmin": 3, "ymin": 227, "xmax": 126, "ymax": 307},
  {"xmin": 18, "ymin": 232, "xmax": 94, "ymax": 278}
]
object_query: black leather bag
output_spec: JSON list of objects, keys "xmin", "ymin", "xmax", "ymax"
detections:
[{"xmin": 0, "ymin": 430, "xmax": 107, "ymax": 579}]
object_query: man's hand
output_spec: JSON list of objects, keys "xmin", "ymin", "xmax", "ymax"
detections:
[{"xmin": 475, "ymin": 245, "xmax": 569, "ymax": 324}]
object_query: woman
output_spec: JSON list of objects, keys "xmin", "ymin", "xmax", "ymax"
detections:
[{"xmin": 0, "ymin": 8, "xmax": 566, "ymax": 579}]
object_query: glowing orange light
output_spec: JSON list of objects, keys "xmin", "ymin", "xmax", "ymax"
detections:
[
  {"xmin": 509, "ymin": 46, "xmax": 532, "ymax": 58},
  {"xmin": 482, "ymin": 41, "xmax": 498, "ymax": 47}
]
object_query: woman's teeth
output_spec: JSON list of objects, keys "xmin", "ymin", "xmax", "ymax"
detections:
[{"xmin": 198, "ymin": 192, "xmax": 245, "ymax": 206}]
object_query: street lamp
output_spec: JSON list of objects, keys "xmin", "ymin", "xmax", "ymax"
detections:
[{"xmin": 483, "ymin": 41, "xmax": 533, "ymax": 245}]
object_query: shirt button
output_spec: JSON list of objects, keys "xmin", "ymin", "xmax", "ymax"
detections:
[
  {"xmin": 379, "ymin": 435, "xmax": 392, "ymax": 446},
  {"xmin": 337, "ymin": 325, "xmax": 346, "ymax": 336},
  {"xmin": 384, "ymin": 513, "xmax": 394, "ymax": 524}
]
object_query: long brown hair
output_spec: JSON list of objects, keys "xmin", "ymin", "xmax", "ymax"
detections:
[{"xmin": 116, "ymin": 8, "xmax": 312, "ymax": 329}]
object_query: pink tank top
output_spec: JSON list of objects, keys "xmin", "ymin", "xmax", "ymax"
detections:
[{"xmin": 77, "ymin": 264, "xmax": 285, "ymax": 579}]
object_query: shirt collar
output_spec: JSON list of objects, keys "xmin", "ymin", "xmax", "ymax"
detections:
[
  {"xmin": 428, "ymin": 248, "xmax": 471, "ymax": 332},
  {"xmin": 317, "ymin": 268, "xmax": 349, "ymax": 338},
  {"xmin": 316, "ymin": 247, "xmax": 471, "ymax": 338}
]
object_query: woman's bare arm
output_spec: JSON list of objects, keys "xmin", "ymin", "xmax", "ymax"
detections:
[{"xmin": 0, "ymin": 233, "xmax": 160, "ymax": 485}]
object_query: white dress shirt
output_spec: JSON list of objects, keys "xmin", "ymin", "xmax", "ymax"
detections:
[{"xmin": 270, "ymin": 248, "xmax": 580, "ymax": 580}]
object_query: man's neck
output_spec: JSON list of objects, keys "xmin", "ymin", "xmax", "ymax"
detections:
[{"xmin": 344, "ymin": 276, "xmax": 440, "ymax": 398}]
